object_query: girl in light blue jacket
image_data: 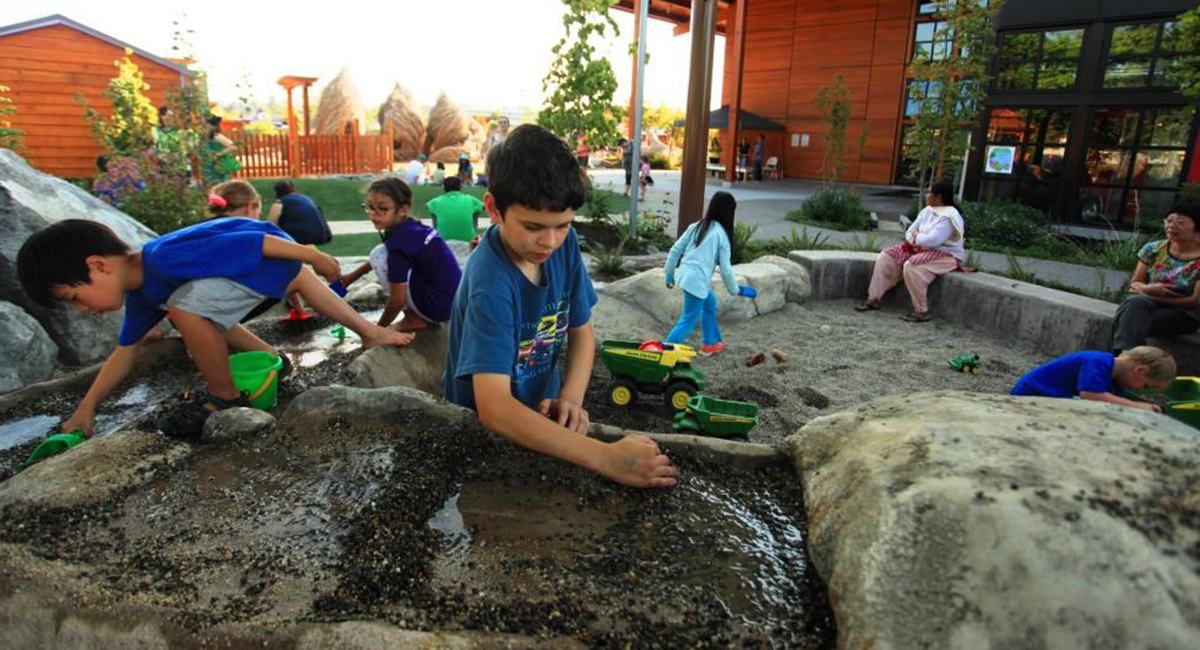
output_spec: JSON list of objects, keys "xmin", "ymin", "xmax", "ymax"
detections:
[{"xmin": 663, "ymin": 192, "xmax": 756, "ymax": 355}]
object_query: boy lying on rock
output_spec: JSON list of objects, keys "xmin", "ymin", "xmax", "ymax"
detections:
[
  {"xmin": 1010, "ymin": 346, "xmax": 1174, "ymax": 412},
  {"xmin": 17, "ymin": 215, "xmax": 413, "ymax": 439},
  {"xmin": 441, "ymin": 124, "xmax": 677, "ymax": 488}
]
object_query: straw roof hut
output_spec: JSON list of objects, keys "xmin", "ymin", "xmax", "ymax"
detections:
[
  {"xmin": 424, "ymin": 93, "xmax": 484, "ymax": 158},
  {"xmin": 378, "ymin": 83, "xmax": 425, "ymax": 162},
  {"xmin": 313, "ymin": 67, "xmax": 365, "ymax": 135}
]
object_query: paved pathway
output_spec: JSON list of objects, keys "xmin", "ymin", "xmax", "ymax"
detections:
[{"xmin": 329, "ymin": 169, "xmax": 1131, "ymax": 295}]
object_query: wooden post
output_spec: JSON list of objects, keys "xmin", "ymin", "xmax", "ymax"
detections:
[
  {"xmin": 678, "ymin": 0, "xmax": 719, "ymax": 236},
  {"xmin": 627, "ymin": 0, "xmax": 643, "ymax": 139},
  {"xmin": 302, "ymin": 85, "xmax": 311, "ymax": 135},
  {"xmin": 724, "ymin": 0, "xmax": 748, "ymax": 184},
  {"xmin": 386, "ymin": 120, "xmax": 396, "ymax": 170},
  {"xmin": 287, "ymin": 93, "xmax": 301, "ymax": 178}
]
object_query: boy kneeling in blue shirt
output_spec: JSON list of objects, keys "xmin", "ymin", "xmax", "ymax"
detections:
[
  {"xmin": 18, "ymin": 214, "xmax": 414, "ymax": 439},
  {"xmin": 442, "ymin": 124, "xmax": 677, "ymax": 488},
  {"xmin": 1011, "ymin": 346, "xmax": 1174, "ymax": 412}
]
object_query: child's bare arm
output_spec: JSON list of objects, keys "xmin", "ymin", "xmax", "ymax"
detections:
[
  {"xmin": 64, "ymin": 344, "xmax": 140, "ymax": 436},
  {"xmin": 1079, "ymin": 391, "xmax": 1162, "ymax": 413},
  {"xmin": 261, "ymin": 235, "xmax": 339, "ymax": 281},
  {"xmin": 342, "ymin": 261, "xmax": 372, "ymax": 286},
  {"xmin": 378, "ymin": 282, "xmax": 407, "ymax": 328},
  {"xmin": 474, "ymin": 373, "xmax": 678, "ymax": 488}
]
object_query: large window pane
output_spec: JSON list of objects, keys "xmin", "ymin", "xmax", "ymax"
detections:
[
  {"xmin": 1133, "ymin": 150, "xmax": 1186, "ymax": 188},
  {"xmin": 1110, "ymin": 24, "xmax": 1157, "ymax": 56},
  {"xmin": 1085, "ymin": 149, "xmax": 1132, "ymax": 185},
  {"xmin": 980, "ymin": 179, "xmax": 1018, "ymax": 202},
  {"xmin": 998, "ymin": 63, "xmax": 1035, "ymax": 89},
  {"xmin": 1139, "ymin": 107, "xmax": 1195, "ymax": 147},
  {"xmin": 916, "ymin": 22, "xmax": 937, "ymax": 41},
  {"xmin": 1038, "ymin": 62, "xmax": 1077, "ymax": 89},
  {"xmin": 1160, "ymin": 21, "xmax": 1186, "ymax": 52},
  {"xmin": 1028, "ymin": 109, "xmax": 1072, "ymax": 145},
  {"xmin": 1001, "ymin": 32, "xmax": 1039, "ymax": 59},
  {"xmin": 1090, "ymin": 109, "xmax": 1139, "ymax": 147},
  {"xmin": 1137, "ymin": 190, "xmax": 1181, "ymax": 223},
  {"xmin": 1043, "ymin": 29, "xmax": 1084, "ymax": 58},
  {"xmin": 987, "ymin": 109, "xmax": 1027, "ymax": 143},
  {"xmin": 1105, "ymin": 59, "xmax": 1151, "ymax": 88},
  {"xmin": 1079, "ymin": 187, "xmax": 1126, "ymax": 223}
]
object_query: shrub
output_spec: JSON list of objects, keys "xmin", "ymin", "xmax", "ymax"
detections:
[
  {"xmin": 1182, "ymin": 182, "xmax": 1200, "ymax": 201},
  {"xmin": 580, "ymin": 187, "xmax": 613, "ymax": 226},
  {"xmin": 647, "ymin": 153, "xmax": 671, "ymax": 170},
  {"xmin": 794, "ymin": 185, "xmax": 872, "ymax": 230},
  {"xmin": 92, "ymin": 156, "xmax": 145, "ymax": 206},
  {"xmin": 588, "ymin": 238, "xmax": 629, "ymax": 278},
  {"xmin": 905, "ymin": 195, "xmax": 922, "ymax": 221},
  {"xmin": 730, "ymin": 222, "xmax": 759, "ymax": 264},
  {"xmin": 634, "ymin": 209, "xmax": 674, "ymax": 253},
  {"xmin": 960, "ymin": 200, "xmax": 1049, "ymax": 249}
]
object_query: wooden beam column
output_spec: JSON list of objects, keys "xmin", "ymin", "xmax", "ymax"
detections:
[
  {"xmin": 723, "ymin": 0, "xmax": 747, "ymax": 184},
  {"xmin": 677, "ymin": 0, "xmax": 719, "ymax": 236},
  {"xmin": 302, "ymin": 85, "xmax": 311, "ymax": 136},
  {"xmin": 627, "ymin": 0, "xmax": 644, "ymax": 139}
]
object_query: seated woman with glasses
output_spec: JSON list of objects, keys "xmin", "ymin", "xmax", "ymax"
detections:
[
  {"xmin": 1111, "ymin": 201, "xmax": 1200, "ymax": 353},
  {"xmin": 339, "ymin": 178, "xmax": 462, "ymax": 332}
]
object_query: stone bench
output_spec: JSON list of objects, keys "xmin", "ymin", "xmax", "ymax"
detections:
[{"xmin": 789, "ymin": 250, "xmax": 1200, "ymax": 373}]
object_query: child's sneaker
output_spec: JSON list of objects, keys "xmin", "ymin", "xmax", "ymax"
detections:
[
  {"xmin": 278, "ymin": 353, "xmax": 293, "ymax": 380},
  {"xmin": 157, "ymin": 392, "xmax": 251, "ymax": 440},
  {"xmin": 700, "ymin": 342, "xmax": 725, "ymax": 357}
]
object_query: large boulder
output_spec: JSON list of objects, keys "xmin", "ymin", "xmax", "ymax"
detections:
[
  {"xmin": 752, "ymin": 254, "xmax": 812, "ymax": 303},
  {"xmin": 0, "ymin": 430, "xmax": 190, "ymax": 513},
  {"xmin": 347, "ymin": 326, "xmax": 449, "ymax": 394},
  {"xmin": 0, "ymin": 300, "xmax": 57, "ymax": 393},
  {"xmin": 786, "ymin": 391, "xmax": 1200, "ymax": 650},
  {"xmin": 280, "ymin": 385, "xmax": 472, "ymax": 435},
  {"xmin": 202, "ymin": 407, "xmax": 275, "ymax": 443},
  {"xmin": 0, "ymin": 149, "xmax": 156, "ymax": 365}
]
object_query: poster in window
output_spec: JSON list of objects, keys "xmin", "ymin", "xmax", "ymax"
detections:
[{"xmin": 985, "ymin": 145, "xmax": 1016, "ymax": 174}]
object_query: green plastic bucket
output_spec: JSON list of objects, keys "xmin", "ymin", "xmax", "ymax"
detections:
[
  {"xmin": 24, "ymin": 430, "xmax": 85, "ymax": 468},
  {"xmin": 230, "ymin": 351, "xmax": 283, "ymax": 410}
]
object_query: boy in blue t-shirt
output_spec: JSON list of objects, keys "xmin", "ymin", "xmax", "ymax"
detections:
[
  {"xmin": 443, "ymin": 124, "xmax": 677, "ymax": 488},
  {"xmin": 1011, "ymin": 347, "xmax": 1174, "ymax": 412},
  {"xmin": 17, "ymin": 216, "xmax": 414, "ymax": 439}
]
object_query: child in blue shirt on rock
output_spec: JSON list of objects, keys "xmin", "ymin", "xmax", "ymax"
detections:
[
  {"xmin": 1010, "ymin": 346, "xmax": 1174, "ymax": 412},
  {"xmin": 17, "ymin": 195, "xmax": 414, "ymax": 439},
  {"xmin": 663, "ymin": 191, "xmax": 756, "ymax": 355},
  {"xmin": 340, "ymin": 177, "xmax": 462, "ymax": 332},
  {"xmin": 442, "ymin": 124, "xmax": 677, "ymax": 488}
]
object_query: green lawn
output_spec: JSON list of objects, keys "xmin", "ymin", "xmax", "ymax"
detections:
[
  {"xmin": 248, "ymin": 178, "xmax": 487, "ymax": 221},
  {"xmin": 317, "ymin": 232, "xmax": 383, "ymax": 257}
]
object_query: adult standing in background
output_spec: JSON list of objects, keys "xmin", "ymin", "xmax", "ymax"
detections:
[
  {"xmin": 576, "ymin": 132, "xmax": 590, "ymax": 169},
  {"xmin": 482, "ymin": 116, "xmax": 510, "ymax": 161},
  {"xmin": 753, "ymin": 134, "xmax": 766, "ymax": 181}
]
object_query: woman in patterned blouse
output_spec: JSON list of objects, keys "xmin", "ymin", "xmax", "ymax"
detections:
[{"xmin": 1112, "ymin": 201, "xmax": 1200, "ymax": 353}]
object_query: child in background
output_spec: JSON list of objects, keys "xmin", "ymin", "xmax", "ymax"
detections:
[
  {"xmin": 639, "ymin": 155, "xmax": 653, "ymax": 200},
  {"xmin": 17, "ymin": 211, "xmax": 413, "ymax": 439},
  {"xmin": 662, "ymin": 191, "xmax": 756, "ymax": 356},
  {"xmin": 1011, "ymin": 346, "xmax": 1174, "ymax": 412},
  {"xmin": 443, "ymin": 124, "xmax": 677, "ymax": 488},
  {"xmin": 458, "ymin": 154, "xmax": 474, "ymax": 186},
  {"xmin": 340, "ymin": 178, "xmax": 462, "ymax": 332},
  {"xmin": 430, "ymin": 161, "xmax": 446, "ymax": 186}
]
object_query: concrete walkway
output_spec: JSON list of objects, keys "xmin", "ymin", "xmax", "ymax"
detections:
[{"xmin": 328, "ymin": 169, "xmax": 1131, "ymax": 295}]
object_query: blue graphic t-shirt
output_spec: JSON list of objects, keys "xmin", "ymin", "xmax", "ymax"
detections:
[
  {"xmin": 118, "ymin": 217, "xmax": 301, "ymax": 346},
  {"xmin": 442, "ymin": 224, "xmax": 597, "ymax": 410},
  {"xmin": 1011, "ymin": 351, "xmax": 1117, "ymax": 398}
]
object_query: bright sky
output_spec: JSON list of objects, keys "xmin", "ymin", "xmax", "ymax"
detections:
[{"xmin": 0, "ymin": 1, "xmax": 724, "ymax": 116}]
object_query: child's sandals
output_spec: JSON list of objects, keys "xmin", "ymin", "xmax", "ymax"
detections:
[
  {"xmin": 157, "ymin": 392, "xmax": 251, "ymax": 440},
  {"xmin": 900, "ymin": 311, "xmax": 932, "ymax": 323}
]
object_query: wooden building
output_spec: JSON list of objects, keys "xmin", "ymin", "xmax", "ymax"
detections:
[{"xmin": 0, "ymin": 14, "xmax": 190, "ymax": 179}]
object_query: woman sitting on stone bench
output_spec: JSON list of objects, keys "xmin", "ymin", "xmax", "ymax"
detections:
[
  {"xmin": 856, "ymin": 180, "xmax": 965, "ymax": 322},
  {"xmin": 1111, "ymin": 201, "xmax": 1200, "ymax": 354}
]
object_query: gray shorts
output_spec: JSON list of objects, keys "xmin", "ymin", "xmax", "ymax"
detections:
[{"xmin": 165, "ymin": 279, "xmax": 269, "ymax": 331}]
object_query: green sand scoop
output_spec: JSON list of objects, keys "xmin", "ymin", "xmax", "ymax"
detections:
[{"xmin": 24, "ymin": 430, "xmax": 85, "ymax": 468}]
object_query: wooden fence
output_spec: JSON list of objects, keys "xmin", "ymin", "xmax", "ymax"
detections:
[{"xmin": 234, "ymin": 129, "xmax": 393, "ymax": 178}]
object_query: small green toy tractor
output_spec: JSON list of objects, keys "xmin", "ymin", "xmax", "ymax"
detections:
[
  {"xmin": 598, "ymin": 340, "xmax": 706, "ymax": 411},
  {"xmin": 948, "ymin": 354, "xmax": 982, "ymax": 374}
]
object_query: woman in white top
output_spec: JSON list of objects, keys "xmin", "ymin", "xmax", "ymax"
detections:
[{"xmin": 856, "ymin": 180, "xmax": 965, "ymax": 322}]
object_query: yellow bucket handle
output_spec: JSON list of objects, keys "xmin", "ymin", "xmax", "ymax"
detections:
[{"xmin": 248, "ymin": 369, "xmax": 277, "ymax": 402}]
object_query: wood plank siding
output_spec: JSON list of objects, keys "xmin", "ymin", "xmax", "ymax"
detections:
[
  {"xmin": 721, "ymin": 0, "xmax": 915, "ymax": 183},
  {"xmin": 0, "ymin": 23, "xmax": 185, "ymax": 179}
]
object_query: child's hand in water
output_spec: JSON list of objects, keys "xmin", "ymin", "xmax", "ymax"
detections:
[
  {"xmin": 599, "ymin": 434, "xmax": 678, "ymax": 488},
  {"xmin": 62, "ymin": 410, "xmax": 95, "ymax": 438}
]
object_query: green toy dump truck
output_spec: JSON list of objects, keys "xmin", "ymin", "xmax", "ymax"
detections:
[
  {"xmin": 948, "ymin": 354, "xmax": 982, "ymax": 374},
  {"xmin": 598, "ymin": 340, "xmax": 706, "ymax": 411},
  {"xmin": 1135, "ymin": 376, "xmax": 1200, "ymax": 430},
  {"xmin": 673, "ymin": 395, "xmax": 759, "ymax": 440}
]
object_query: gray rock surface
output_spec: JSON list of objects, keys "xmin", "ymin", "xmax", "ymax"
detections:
[
  {"xmin": 202, "ymin": 407, "xmax": 276, "ymax": 442},
  {"xmin": 0, "ymin": 299, "xmax": 58, "ymax": 393},
  {"xmin": 0, "ymin": 149, "xmax": 157, "ymax": 365},
  {"xmin": 752, "ymin": 254, "xmax": 813, "ymax": 303},
  {"xmin": 280, "ymin": 385, "xmax": 472, "ymax": 434},
  {"xmin": 0, "ymin": 430, "xmax": 190, "ymax": 512},
  {"xmin": 786, "ymin": 391, "xmax": 1200, "ymax": 650},
  {"xmin": 295, "ymin": 622, "xmax": 581, "ymax": 649},
  {"xmin": 346, "ymin": 282, "xmax": 386, "ymax": 305},
  {"xmin": 347, "ymin": 326, "xmax": 449, "ymax": 394}
]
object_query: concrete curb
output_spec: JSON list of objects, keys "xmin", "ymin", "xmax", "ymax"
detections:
[{"xmin": 788, "ymin": 250, "xmax": 1199, "ymax": 371}]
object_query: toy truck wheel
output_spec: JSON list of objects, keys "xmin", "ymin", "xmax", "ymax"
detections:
[
  {"xmin": 665, "ymin": 380, "xmax": 697, "ymax": 411},
  {"xmin": 611, "ymin": 379, "xmax": 638, "ymax": 407}
]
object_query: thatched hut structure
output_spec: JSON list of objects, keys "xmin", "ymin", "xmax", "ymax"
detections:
[
  {"xmin": 378, "ymin": 83, "xmax": 425, "ymax": 161},
  {"xmin": 313, "ymin": 67, "xmax": 365, "ymax": 135},
  {"xmin": 424, "ymin": 93, "xmax": 484, "ymax": 159}
]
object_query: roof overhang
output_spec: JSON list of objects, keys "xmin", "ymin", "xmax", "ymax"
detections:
[
  {"xmin": 612, "ymin": 0, "xmax": 733, "ymax": 36},
  {"xmin": 0, "ymin": 14, "xmax": 193, "ymax": 76}
]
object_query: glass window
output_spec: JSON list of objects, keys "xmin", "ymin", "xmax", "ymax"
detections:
[
  {"xmin": 980, "ymin": 107, "xmax": 1074, "ymax": 217},
  {"xmin": 995, "ymin": 28, "xmax": 1085, "ymax": 91},
  {"xmin": 1080, "ymin": 106, "xmax": 1195, "ymax": 228},
  {"xmin": 1105, "ymin": 20, "xmax": 1200, "ymax": 90},
  {"xmin": 913, "ymin": 20, "xmax": 953, "ymax": 62}
]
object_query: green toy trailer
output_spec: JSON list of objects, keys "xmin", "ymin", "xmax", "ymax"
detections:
[
  {"xmin": 673, "ymin": 395, "xmax": 759, "ymax": 440},
  {"xmin": 948, "ymin": 354, "xmax": 982, "ymax": 374},
  {"xmin": 1134, "ymin": 376, "xmax": 1200, "ymax": 430},
  {"xmin": 599, "ymin": 340, "xmax": 707, "ymax": 411}
]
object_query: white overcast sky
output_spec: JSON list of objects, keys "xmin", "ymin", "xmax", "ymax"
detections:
[{"xmin": 0, "ymin": 1, "xmax": 725, "ymax": 114}]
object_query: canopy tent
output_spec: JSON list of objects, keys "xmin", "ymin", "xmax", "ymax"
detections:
[{"xmin": 674, "ymin": 105, "xmax": 784, "ymax": 131}]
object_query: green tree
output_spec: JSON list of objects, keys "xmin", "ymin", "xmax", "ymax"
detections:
[
  {"xmin": 0, "ymin": 82, "xmax": 24, "ymax": 152},
  {"xmin": 537, "ymin": 0, "xmax": 625, "ymax": 148},
  {"xmin": 905, "ymin": 0, "xmax": 1004, "ymax": 191},
  {"xmin": 814, "ymin": 74, "xmax": 852, "ymax": 183},
  {"xmin": 78, "ymin": 49, "xmax": 159, "ymax": 157},
  {"xmin": 1166, "ymin": 6, "xmax": 1200, "ymax": 98}
]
